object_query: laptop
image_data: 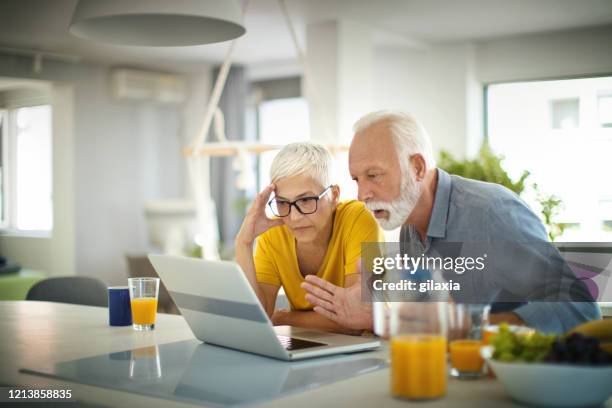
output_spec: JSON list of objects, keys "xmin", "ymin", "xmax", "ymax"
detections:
[{"xmin": 148, "ymin": 254, "xmax": 380, "ymax": 361}]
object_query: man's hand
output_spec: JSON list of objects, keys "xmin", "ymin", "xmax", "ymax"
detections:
[{"xmin": 300, "ymin": 274, "xmax": 373, "ymax": 331}]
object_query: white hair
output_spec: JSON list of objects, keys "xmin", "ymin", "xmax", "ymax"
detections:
[
  {"xmin": 270, "ymin": 142, "xmax": 333, "ymax": 187},
  {"xmin": 353, "ymin": 110, "xmax": 436, "ymax": 170}
]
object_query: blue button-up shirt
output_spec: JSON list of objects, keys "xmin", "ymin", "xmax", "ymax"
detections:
[{"xmin": 400, "ymin": 168, "xmax": 600, "ymax": 333}]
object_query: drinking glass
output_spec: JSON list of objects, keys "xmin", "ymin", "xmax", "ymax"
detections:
[
  {"xmin": 389, "ymin": 302, "xmax": 448, "ymax": 400},
  {"xmin": 128, "ymin": 277, "xmax": 160, "ymax": 331},
  {"xmin": 447, "ymin": 303, "xmax": 490, "ymax": 379}
]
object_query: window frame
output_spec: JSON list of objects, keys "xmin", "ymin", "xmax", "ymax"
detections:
[
  {"xmin": 0, "ymin": 103, "xmax": 53, "ymax": 235},
  {"xmin": 0, "ymin": 108, "xmax": 8, "ymax": 229},
  {"xmin": 549, "ymin": 97, "xmax": 580, "ymax": 130},
  {"xmin": 597, "ymin": 92, "xmax": 612, "ymax": 128}
]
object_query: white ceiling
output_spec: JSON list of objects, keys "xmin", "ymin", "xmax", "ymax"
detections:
[{"xmin": 0, "ymin": 0, "xmax": 611, "ymax": 72}]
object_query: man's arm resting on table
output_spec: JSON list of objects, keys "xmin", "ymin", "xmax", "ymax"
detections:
[
  {"xmin": 511, "ymin": 302, "xmax": 600, "ymax": 334},
  {"xmin": 481, "ymin": 303, "xmax": 600, "ymax": 334}
]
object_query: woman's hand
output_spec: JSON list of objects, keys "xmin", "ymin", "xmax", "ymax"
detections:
[{"xmin": 236, "ymin": 184, "xmax": 284, "ymax": 246}]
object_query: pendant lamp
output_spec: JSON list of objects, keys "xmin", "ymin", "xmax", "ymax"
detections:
[{"xmin": 69, "ymin": 0, "xmax": 245, "ymax": 46}]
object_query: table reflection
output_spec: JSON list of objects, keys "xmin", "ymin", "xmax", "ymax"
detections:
[
  {"xmin": 129, "ymin": 345, "xmax": 162, "ymax": 381},
  {"xmin": 22, "ymin": 340, "xmax": 386, "ymax": 406}
]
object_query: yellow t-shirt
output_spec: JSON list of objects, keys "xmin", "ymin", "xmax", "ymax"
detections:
[{"xmin": 254, "ymin": 200, "xmax": 383, "ymax": 310}]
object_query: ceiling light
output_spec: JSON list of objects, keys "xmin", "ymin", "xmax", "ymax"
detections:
[{"xmin": 69, "ymin": 0, "xmax": 245, "ymax": 46}]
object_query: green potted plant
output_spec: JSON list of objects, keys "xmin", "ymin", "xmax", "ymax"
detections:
[{"xmin": 438, "ymin": 141, "xmax": 564, "ymax": 241}]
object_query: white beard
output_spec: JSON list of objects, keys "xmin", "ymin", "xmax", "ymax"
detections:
[{"xmin": 366, "ymin": 166, "xmax": 422, "ymax": 231}]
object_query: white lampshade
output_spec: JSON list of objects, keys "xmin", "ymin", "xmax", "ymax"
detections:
[{"xmin": 69, "ymin": 0, "xmax": 246, "ymax": 46}]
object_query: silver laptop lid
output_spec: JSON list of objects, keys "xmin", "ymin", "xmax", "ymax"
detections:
[{"xmin": 148, "ymin": 254, "xmax": 290, "ymax": 359}]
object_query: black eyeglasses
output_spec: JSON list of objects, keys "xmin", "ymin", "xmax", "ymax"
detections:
[{"xmin": 268, "ymin": 185, "xmax": 332, "ymax": 217}]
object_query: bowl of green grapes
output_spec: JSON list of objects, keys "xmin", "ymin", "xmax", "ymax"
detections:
[{"xmin": 481, "ymin": 322, "xmax": 612, "ymax": 408}]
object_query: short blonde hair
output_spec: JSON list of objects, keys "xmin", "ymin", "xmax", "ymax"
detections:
[
  {"xmin": 270, "ymin": 142, "xmax": 333, "ymax": 187},
  {"xmin": 353, "ymin": 110, "xmax": 436, "ymax": 168}
]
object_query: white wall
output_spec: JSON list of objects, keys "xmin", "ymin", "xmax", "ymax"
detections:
[
  {"xmin": 306, "ymin": 20, "xmax": 376, "ymax": 144},
  {"xmin": 306, "ymin": 21, "xmax": 339, "ymax": 143},
  {"xmin": 0, "ymin": 53, "xmax": 202, "ymax": 285},
  {"xmin": 373, "ymin": 43, "xmax": 479, "ymax": 159},
  {"xmin": 72, "ymin": 64, "xmax": 187, "ymax": 285},
  {"xmin": 305, "ymin": 20, "xmax": 376, "ymax": 200}
]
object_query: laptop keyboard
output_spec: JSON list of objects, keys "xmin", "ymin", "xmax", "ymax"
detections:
[{"xmin": 277, "ymin": 335, "xmax": 326, "ymax": 350}]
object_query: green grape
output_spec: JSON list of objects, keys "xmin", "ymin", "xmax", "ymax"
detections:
[
  {"xmin": 491, "ymin": 323, "xmax": 555, "ymax": 363},
  {"xmin": 498, "ymin": 351, "xmax": 515, "ymax": 362},
  {"xmin": 491, "ymin": 324, "xmax": 611, "ymax": 365},
  {"xmin": 520, "ymin": 350, "xmax": 535, "ymax": 362}
]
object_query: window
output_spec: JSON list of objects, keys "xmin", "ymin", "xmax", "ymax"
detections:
[
  {"xmin": 550, "ymin": 98, "xmax": 579, "ymax": 129},
  {"xmin": 486, "ymin": 76, "xmax": 612, "ymax": 241},
  {"xmin": 253, "ymin": 77, "xmax": 309, "ymax": 192},
  {"xmin": 0, "ymin": 104, "xmax": 53, "ymax": 232},
  {"xmin": 598, "ymin": 93, "xmax": 612, "ymax": 128},
  {"xmin": 257, "ymin": 97, "xmax": 310, "ymax": 191}
]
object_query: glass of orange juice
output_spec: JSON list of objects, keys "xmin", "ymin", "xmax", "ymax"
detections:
[
  {"xmin": 390, "ymin": 302, "xmax": 448, "ymax": 400},
  {"xmin": 447, "ymin": 303, "xmax": 490, "ymax": 379},
  {"xmin": 128, "ymin": 277, "xmax": 160, "ymax": 331}
]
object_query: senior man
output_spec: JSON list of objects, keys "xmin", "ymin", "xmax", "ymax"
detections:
[{"xmin": 301, "ymin": 110, "xmax": 599, "ymax": 334}]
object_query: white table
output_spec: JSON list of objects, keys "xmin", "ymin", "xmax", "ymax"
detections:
[{"xmin": 0, "ymin": 301, "xmax": 609, "ymax": 407}]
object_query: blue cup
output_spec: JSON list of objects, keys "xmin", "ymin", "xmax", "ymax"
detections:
[{"xmin": 108, "ymin": 286, "xmax": 132, "ymax": 326}]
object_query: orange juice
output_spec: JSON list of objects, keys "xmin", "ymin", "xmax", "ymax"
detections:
[
  {"xmin": 449, "ymin": 340, "xmax": 484, "ymax": 373},
  {"xmin": 130, "ymin": 298, "xmax": 158, "ymax": 325},
  {"xmin": 391, "ymin": 335, "xmax": 447, "ymax": 399},
  {"xmin": 482, "ymin": 325, "xmax": 499, "ymax": 345}
]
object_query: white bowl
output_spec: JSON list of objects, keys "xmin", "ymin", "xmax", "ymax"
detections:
[{"xmin": 482, "ymin": 347, "xmax": 612, "ymax": 407}]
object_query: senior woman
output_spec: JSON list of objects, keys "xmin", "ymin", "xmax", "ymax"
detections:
[{"xmin": 235, "ymin": 142, "xmax": 382, "ymax": 333}]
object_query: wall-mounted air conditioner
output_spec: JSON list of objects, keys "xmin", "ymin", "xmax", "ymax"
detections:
[{"xmin": 109, "ymin": 68, "xmax": 187, "ymax": 104}]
